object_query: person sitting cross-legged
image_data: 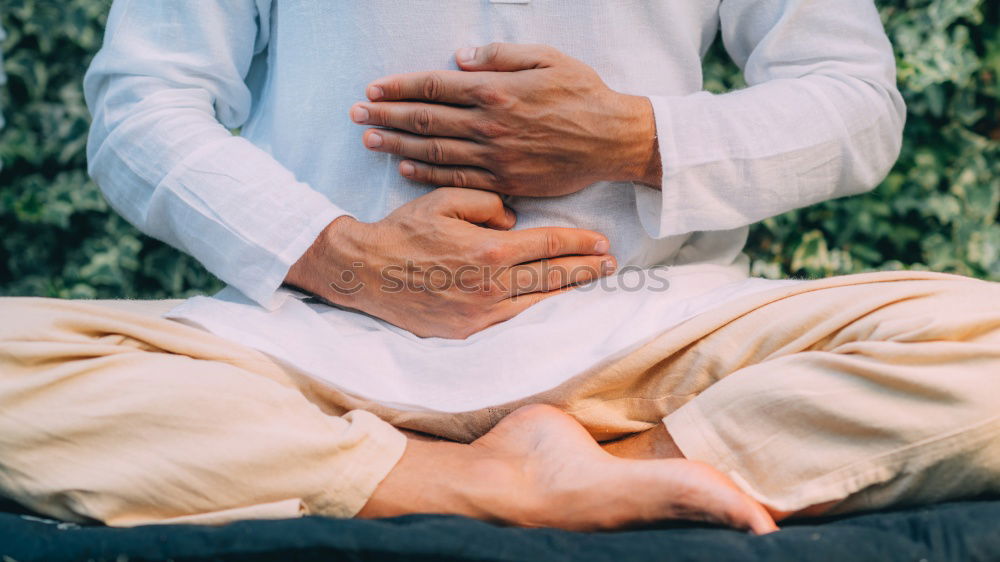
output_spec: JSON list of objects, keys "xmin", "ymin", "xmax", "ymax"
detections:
[{"xmin": 0, "ymin": 0, "xmax": 998, "ymax": 534}]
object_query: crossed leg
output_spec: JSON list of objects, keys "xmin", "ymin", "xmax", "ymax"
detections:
[
  {"xmin": 362, "ymin": 272, "xmax": 1000, "ymax": 527},
  {"xmin": 592, "ymin": 273, "xmax": 1000, "ymax": 519},
  {"xmin": 0, "ymin": 297, "xmax": 775, "ymax": 532}
]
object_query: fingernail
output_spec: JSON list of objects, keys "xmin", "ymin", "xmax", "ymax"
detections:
[
  {"xmin": 602, "ymin": 259, "xmax": 616, "ymax": 274},
  {"xmin": 350, "ymin": 105, "xmax": 369, "ymax": 123},
  {"xmin": 367, "ymin": 85, "xmax": 384, "ymax": 100},
  {"xmin": 457, "ymin": 47, "xmax": 477, "ymax": 64},
  {"xmin": 365, "ymin": 132, "xmax": 383, "ymax": 148},
  {"xmin": 400, "ymin": 161, "xmax": 416, "ymax": 177},
  {"xmin": 594, "ymin": 239, "xmax": 609, "ymax": 253}
]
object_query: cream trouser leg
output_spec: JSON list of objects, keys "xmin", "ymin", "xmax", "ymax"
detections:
[
  {"xmin": 658, "ymin": 272, "xmax": 1000, "ymax": 514},
  {"xmin": 0, "ymin": 298, "xmax": 405, "ymax": 526}
]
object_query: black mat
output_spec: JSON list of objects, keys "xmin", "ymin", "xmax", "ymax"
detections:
[{"xmin": 2, "ymin": 498, "xmax": 999, "ymax": 561}]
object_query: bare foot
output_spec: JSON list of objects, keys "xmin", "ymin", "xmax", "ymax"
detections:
[
  {"xmin": 471, "ymin": 405, "xmax": 778, "ymax": 533},
  {"xmin": 598, "ymin": 421, "xmax": 839, "ymax": 522}
]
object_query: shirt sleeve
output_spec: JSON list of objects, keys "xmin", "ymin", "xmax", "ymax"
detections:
[
  {"xmin": 635, "ymin": 0, "xmax": 906, "ymax": 238},
  {"xmin": 84, "ymin": 0, "xmax": 347, "ymax": 308}
]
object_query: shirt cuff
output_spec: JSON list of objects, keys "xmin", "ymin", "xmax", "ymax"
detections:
[
  {"xmin": 632, "ymin": 94, "xmax": 684, "ymax": 240},
  {"xmin": 239, "ymin": 201, "xmax": 347, "ymax": 311}
]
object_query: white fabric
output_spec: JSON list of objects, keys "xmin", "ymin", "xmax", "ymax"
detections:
[
  {"xmin": 84, "ymin": 0, "xmax": 903, "ymax": 308},
  {"xmin": 166, "ymin": 265, "xmax": 802, "ymax": 412},
  {"xmin": 86, "ymin": 1, "xmax": 902, "ymax": 409}
]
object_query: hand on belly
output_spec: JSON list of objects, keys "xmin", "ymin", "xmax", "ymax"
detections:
[
  {"xmin": 350, "ymin": 42, "xmax": 662, "ymax": 197},
  {"xmin": 286, "ymin": 188, "xmax": 616, "ymax": 339}
]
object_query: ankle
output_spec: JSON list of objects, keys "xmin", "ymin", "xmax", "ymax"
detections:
[{"xmin": 461, "ymin": 452, "xmax": 534, "ymax": 524}]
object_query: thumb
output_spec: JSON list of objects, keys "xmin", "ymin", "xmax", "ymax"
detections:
[
  {"xmin": 456, "ymin": 42, "xmax": 560, "ymax": 72},
  {"xmin": 434, "ymin": 188, "xmax": 517, "ymax": 230}
]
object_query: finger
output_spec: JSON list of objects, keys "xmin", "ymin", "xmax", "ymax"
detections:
[
  {"xmin": 400, "ymin": 161, "xmax": 499, "ymax": 190},
  {"xmin": 503, "ymin": 227, "xmax": 611, "ymax": 264},
  {"xmin": 503, "ymin": 255, "xmax": 616, "ymax": 298},
  {"xmin": 364, "ymin": 129, "xmax": 487, "ymax": 167},
  {"xmin": 430, "ymin": 188, "xmax": 516, "ymax": 230},
  {"xmin": 367, "ymin": 70, "xmax": 484, "ymax": 105},
  {"xmin": 351, "ymin": 102, "xmax": 479, "ymax": 139},
  {"xmin": 485, "ymin": 285, "xmax": 576, "ymax": 327},
  {"xmin": 456, "ymin": 42, "xmax": 561, "ymax": 72}
]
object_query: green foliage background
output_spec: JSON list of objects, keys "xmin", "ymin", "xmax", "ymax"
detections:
[{"xmin": 1, "ymin": 0, "xmax": 997, "ymax": 299}]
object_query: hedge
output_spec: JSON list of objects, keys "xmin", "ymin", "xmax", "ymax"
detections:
[{"xmin": 0, "ymin": 0, "xmax": 997, "ymax": 299}]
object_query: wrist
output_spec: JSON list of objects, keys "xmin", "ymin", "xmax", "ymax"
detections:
[
  {"xmin": 607, "ymin": 93, "xmax": 661, "ymax": 188},
  {"xmin": 285, "ymin": 214, "xmax": 370, "ymax": 307}
]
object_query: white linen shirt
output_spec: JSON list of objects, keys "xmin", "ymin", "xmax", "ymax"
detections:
[{"xmin": 84, "ymin": 0, "xmax": 905, "ymax": 309}]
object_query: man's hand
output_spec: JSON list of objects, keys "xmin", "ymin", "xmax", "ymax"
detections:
[
  {"xmin": 286, "ymin": 188, "xmax": 615, "ymax": 339},
  {"xmin": 350, "ymin": 43, "xmax": 661, "ymax": 197},
  {"xmin": 358, "ymin": 405, "xmax": 778, "ymax": 534}
]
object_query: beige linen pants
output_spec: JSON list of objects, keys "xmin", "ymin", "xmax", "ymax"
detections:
[{"xmin": 0, "ymin": 270, "xmax": 998, "ymax": 525}]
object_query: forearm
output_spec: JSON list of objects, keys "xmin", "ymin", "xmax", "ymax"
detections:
[
  {"xmin": 643, "ymin": 73, "xmax": 904, "ymax": 236},
  {"xmin": 635, "ymin": 0, "xmax": 905, "ymax": 238},
  {"xmin": 88, "ymin": 107, "xmax": 343, "ymax": 307},
  {"xmin": 86, "ymin": 0, "xmax": 346, "ymax": 308}
]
